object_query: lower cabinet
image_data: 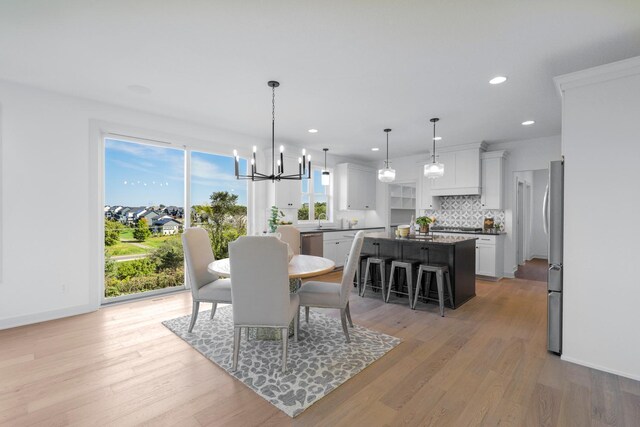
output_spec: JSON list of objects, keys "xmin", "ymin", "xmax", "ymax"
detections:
[
  {"xmin": 432, "ymin": 232, "xmax": 504, "ymax": 278},
  {"xmin": 323, "ymin": 228, "xmax": 385, "ymax": 267}
]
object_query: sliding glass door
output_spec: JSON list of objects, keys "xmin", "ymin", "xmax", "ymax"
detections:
[{"xmin": 103, "ymin": 137, "xmax": 247, "ymax": 302}]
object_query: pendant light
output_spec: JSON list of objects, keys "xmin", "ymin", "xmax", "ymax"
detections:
[
  {"xmin": 424, "ymin": 118, "xmax": 444, "ymax": 179},
  {"xmin": 378, "ymin": 129, "xmax": 396, "ymax": 183},
  {"xmin": 321, "ymin": 148, "xmax": 330, "ymax": 186},
  {"xmin": 233, "ymin": 81, "xmax": 311, "ymax": 182}
]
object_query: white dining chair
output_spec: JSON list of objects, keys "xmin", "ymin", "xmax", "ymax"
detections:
[
  {"xmin": 276, "ymin": 225, "xmax": 300, "ymax": 255},
  {"xmin": 297, "ymin": 230, "xmax": 365, "ymax": 343},
  {"xmin": 229, "ymin": 236, "xmax": 300, "ymax": 373},
  {"xmin": 182, "ymin": 227, "xmax": 232, "ymax": 333}
]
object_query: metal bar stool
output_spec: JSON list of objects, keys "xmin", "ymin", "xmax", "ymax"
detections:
[
  {"xmin": 360, "ymin": 256, "xmax": 393, "ymax": 300},
  {"xmin": 385, "ymin": 259, "xmax": 421, "ymax": 306},
  {"xmin": 354, "ymin": 253, "xmax": 371, "ymax": 288},
  {"xmin": 413, "ymin": 264, "xmax": 455, "ymax": 316}
]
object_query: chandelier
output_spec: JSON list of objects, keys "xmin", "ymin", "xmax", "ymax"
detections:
[
  {"xmin": 424, "ymin": 117, "xmax": 444, "ymax": 179},
  {"xmin": 234, "ymin": 81, "xmax": 311, "ymax": 182}
]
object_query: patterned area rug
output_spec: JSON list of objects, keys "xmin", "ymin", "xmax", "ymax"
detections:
[{"xmin": 162, "ymin": 305, "xmax": 401, "ymax": 417}]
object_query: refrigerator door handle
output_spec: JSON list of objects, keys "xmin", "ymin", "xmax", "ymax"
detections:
[{"xmin": 543, "ymin": 184, "xmax": 549, "ymax": 235}]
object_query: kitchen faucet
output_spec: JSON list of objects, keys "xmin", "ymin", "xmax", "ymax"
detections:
[{"xmin": 317, "ymin": 212, "xmax": 327, "ymax": 228}]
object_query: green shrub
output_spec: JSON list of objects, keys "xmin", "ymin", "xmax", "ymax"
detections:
[
  {"xmin": 105, "ymin": 268, "xmax": 184, "ymax": 297},
  {"xmin": 114, "ymin": 258, "xmax": 156, "ymax": 279},
  {"xmin": 150, "ymin": 238, "xmax": 184, "ymax": 271}
]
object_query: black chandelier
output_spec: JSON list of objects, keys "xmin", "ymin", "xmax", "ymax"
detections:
[{"xmin": 234, "ymin": 81, "xmax": 311, "ymax": 182}]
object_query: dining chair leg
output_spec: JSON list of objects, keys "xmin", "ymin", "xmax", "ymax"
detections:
[
  {"xmin": 188, "ymin": 301, "xmax": 200, "ymax": 332},
  {"xmin": 210, "ymin": 302, "xmax": 217, "ymax": 320},
  {"xmin": 305, "ymin": 306, "xmax": 310, "ymax": 323},
  {"xmin": 340, "ymin": 309, "xmax": 351, "ymax": 343},
  {"xmin": 345, "ymin": 301, "xmax": 354, "ymax": 327},
  {"xmin": 232, "ymin": 326, "xmax": 241, "ymax": 371},
  {"xmin": 281, "ymin": 328, "xmax": 289, "ymax": 373},
  {"xmin": 294, "ymin": 311, "xmax": 299, "ymax": 342},
  {"xmin": 245, "ymin": 327, "xmax": 251, "ymax": 341}
]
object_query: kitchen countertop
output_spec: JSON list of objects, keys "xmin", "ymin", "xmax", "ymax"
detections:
[
  {"xmin": 298, "ymin": 226, "xmax": 385, "ymax": 234},
  {"xmin": 431, "ymin": 229, "xmax": 506, "ymax": 236},
  {"xmin": 365, "ymin": 231, "xmax": 477, "ymax": 245}
]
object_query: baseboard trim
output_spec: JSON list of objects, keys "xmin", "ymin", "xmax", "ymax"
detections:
[
  {"xmin": 0, "ymin": 303, "xmax": 97, "ymax": 330},
  {"xmin": 561, "ymin": 355, "xmax": 640, "ymax": 382},
  {"xmin": 531, "ymin": 255, "xmax": 548, "ymax": 260}
]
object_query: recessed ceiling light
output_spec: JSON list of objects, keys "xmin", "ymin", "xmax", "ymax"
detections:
[
  {"xmin": 308, "ymin": 129, "xmax": 318, "ymax": 133},
  {"xmin": 371, "ymin": 148, "xmax": 380, "ymax": 151},
  {"xmin": 489, "ymin": 76, "xmax": 508, "ymax": 85},
  {"xmin": 522, "ymin": 120, "xmax": 535, "ymax": 126},
  {"xmin": 127, "ymin": 84, "xmax": 151, "ymax": 94},
  {"xmin": 433, "ymin": 136, "xmax": 442, "ymax": 141}
]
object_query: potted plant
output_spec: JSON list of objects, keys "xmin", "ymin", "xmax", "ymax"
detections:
[
  {"xmin": 416, "ymin": 216, "xmax": 433, "ymax": 233},
  {"xmin": 268, "ymin": 206, "xmax": 285, "ymax": 233}
]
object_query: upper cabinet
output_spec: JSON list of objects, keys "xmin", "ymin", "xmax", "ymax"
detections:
[
  {"xmin": 480, "ymin": 151, "xmax": 507, "ymax": 210},
  {"xmin": 274, "ymin": 155, "xmax": 302, "ymax": 209},
  {"xmin": 418, "ymin": 166, "xmax": 442, "ymax": 210},
  {"xmin": 430, "ymin": 144, "xmax": 485, "ymax": 196},
  {"xmin": 337, "ymin": 163, "xmax": 376, "ymax": 210}
]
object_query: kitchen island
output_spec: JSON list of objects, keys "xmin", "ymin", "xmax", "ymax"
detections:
[{"xmin": 363, "ymin": 232, "xmax": 477, "ymax": 308}]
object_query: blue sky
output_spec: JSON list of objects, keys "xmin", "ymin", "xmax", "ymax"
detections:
[{"xmin": 105, "ymin": 139, "xmax": 247, "ymax": 207}]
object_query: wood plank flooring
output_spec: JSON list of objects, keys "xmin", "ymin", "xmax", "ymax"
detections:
[{"xmin": 1, "ymin": 274, "xmax": 639, "ymax": 426}]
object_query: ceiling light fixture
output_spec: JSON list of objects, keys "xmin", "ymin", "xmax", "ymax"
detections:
[
  {"xmin": 308, "ymin": 129, "xmax": 318, "ymax": 133},
  {"xmin": 234, "ymin": 81, "xmax": 310, "ymax": 182},
  {"xmin": 522, "ymin": 120, "xmax": 535, "ymax": 126},
  {"xmin": 489, "ymin": 76, "xmax": 508, "ymax": 85},
  {"xmin": 433, "ymin": 136, "xmax": 442, "ymax": 141},
  {"xmin": 424, "ymin": 118, "xmax": 444, "ymax": 179},
  {"xmin": 378, "ymin": 129, "xmax": 396, "ymax": 183},
  {"xmin": 371, "ymin": 147, "xmax": 380, "ymax": 151},
  {"xmin": 322, "ymin": 148, "xmax": 330, "ymax": 186}
]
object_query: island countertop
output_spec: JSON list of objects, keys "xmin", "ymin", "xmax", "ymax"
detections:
[
  {"xmin": 364, "ymin": 231, "xmax": 478, "ymax": 245},
  {"xmin": 362, "ymin": 232, "xmax": 477, "ymax": 308}
]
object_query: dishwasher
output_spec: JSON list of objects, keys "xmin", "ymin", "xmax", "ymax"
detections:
[{"xmin": 300, "ymin": 233, "xmax": 323, "ymax": 256}]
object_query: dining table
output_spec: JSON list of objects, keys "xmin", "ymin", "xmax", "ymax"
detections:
[{"xmin": 208, "ymin": 254, "xmax": 335, "ymax": 340}]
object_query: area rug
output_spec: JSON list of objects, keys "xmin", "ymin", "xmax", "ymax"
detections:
[{"xmin": 162, "ymin": 305, "xmax": 401, "ymax": 417}]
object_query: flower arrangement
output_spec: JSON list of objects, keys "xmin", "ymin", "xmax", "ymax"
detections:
[{"xmin": 268, "ymin": 206, "xmax": 284, "ymax": 233}]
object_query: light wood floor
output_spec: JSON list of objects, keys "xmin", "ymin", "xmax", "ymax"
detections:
[{"xmin": 1, "ymin": 275, "xmax": 639, "ymax": 427}]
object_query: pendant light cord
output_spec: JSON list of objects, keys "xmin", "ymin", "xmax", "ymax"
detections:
[
  {"xmin": 386, "ymin": 132, "xmax": 389, "ymax": 167},
  {"xmin": 271, "ymin": 85, "xmax": 275, "ymax": 176},
  {"xmin": 432, "ymin": 120, "xmax": 436, "ymax": 163}
]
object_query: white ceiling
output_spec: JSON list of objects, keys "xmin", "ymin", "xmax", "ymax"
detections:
[{"xmin": 1, "ymin": 0, "xmax": 640, "ymax": 161}]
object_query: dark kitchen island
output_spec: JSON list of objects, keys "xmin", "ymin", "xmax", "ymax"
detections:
[{"xmin": 362, "ymin": 231, "xmax": 477, "ymax": 308}]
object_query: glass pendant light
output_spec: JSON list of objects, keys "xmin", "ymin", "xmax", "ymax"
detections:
[
  {"xmin": 378, "ymin": 129, "xmax": 396, "ymax": 183},
  {"xmin": 424, "ymin": 118, "xmax": 444, "ymax": 179},
  {"xmin": 321, "ymin": 148, "xmax": 330, "ymax": 186}
]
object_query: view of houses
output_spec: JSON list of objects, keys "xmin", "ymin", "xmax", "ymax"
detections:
[{"xmin": 105, "ymin": 204, "xmax": 184, "ymax": 235}]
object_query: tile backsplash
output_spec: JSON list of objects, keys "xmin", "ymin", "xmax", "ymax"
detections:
[{"xmin": 424, "ymin": 195, "xmax": 505, "ymax": 228}]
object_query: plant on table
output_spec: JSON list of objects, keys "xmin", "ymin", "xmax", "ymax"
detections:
[
  {"xmin": 268, "ymin": 205, "xmax": 285, "ymax": 233},
  {"xmin": 416, "ymin": 216, "xmax": 433, "ymax": 233}
]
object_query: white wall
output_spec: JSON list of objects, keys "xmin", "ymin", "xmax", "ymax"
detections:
[
  {"xmin": 530, "ymin": 169, "xmax": 548, "ymax": 258},
  {"xmin": 558, "ymin": 58, "xmax": 640, "ymax": 380},
  {"xmin": 0, "ymin": 80, "xmax": 266, "ymax": 329},
  {"xmin": 488, "ymin": 136, "xmax": 561, "ymax": 276}
]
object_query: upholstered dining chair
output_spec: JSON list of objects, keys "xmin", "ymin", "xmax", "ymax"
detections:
[
  {"xmin": 276, "ymin": 225, "xmax": 300, "ymax": 255},
  {"xmin": 297, "ymin": 230, "xmax": 365, "ymax": 343},
  {"xmin": 182, "ymin": 227, "xmax": 232, "ymax": 333},
  {"xmin": 229, "ymin": 236, "xmax": 300, "ymax": 373}
]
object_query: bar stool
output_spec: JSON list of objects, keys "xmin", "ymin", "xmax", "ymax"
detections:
[
  {"xmin": 354, "ymin": 253, "xmax": 371, "ymax": 288},
  {"xmin": 360, "ymin": 256, "xmax": 393, "ymax": 300},
  {"xmin": 413, "ymin": 264, "xmax": 455, "ymax": 316},
  {"xmin": 385, "ymin": 259, "xmax": 421, "ymax": 307}
]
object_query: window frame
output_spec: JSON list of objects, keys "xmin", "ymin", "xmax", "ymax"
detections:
[{"xmin": 298, "ymin": 166, "xmax": 333, "ymax": 223}]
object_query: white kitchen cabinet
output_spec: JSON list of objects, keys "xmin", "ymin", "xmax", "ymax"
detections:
[
  {"xmin": 430, "ymin": 144, "xmax": 484, "ymax": 196},
  {"xmin": 322, "ymin": 228, "xmax": 384, "ymax": 267},
  {"xmin": 480, "ymin": 151, "xmax": 506, "ymax": 210},
  {"xmin": 418, "ymin": 166, "xmax": 441, "ymax": 210},
  {"xmin": 275, "ymin": 155, "xmax": 302, "ymax": 209},
  {"xmin": 432, "ymin": 232, "xmax": 505, "ymax": 278},
  {"xmin": 337, "ymin": 163, "xmax": 376, "ymax": 210}
]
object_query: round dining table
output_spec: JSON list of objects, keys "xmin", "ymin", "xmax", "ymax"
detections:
[
  {"xmin": 207, "ymin": 254, "xmax": 335, "ymax": 280},
  {"xmin": 207, "ymin": 254, "xmax": 335, "ymax": 340}
]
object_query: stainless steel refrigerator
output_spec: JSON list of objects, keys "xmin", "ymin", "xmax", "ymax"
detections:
[{"xmin": 543, "ymin": 159, "xmax": 564, "ymax": 354}]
